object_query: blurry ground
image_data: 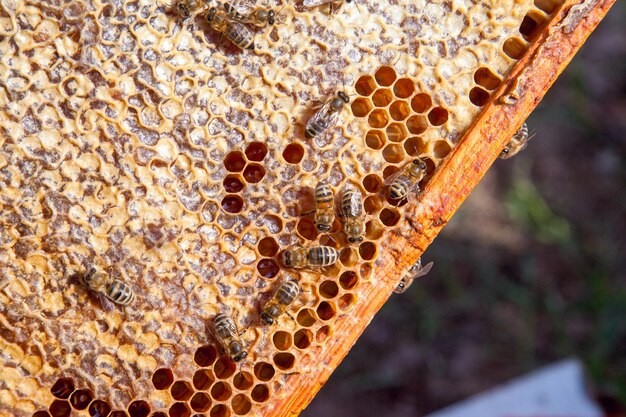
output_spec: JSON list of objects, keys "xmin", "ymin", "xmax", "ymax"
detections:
[{"xmin": 303, "ymin": 3, "xmax": 626, "ymax": 416}]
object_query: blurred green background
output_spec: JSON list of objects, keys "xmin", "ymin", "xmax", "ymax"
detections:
[{"xmin": 303, "ymin": 3, "xmax": 626, "ymax": 416}]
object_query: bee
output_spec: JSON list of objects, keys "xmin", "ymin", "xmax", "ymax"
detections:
[
  {"xmin": 303, "ymin": 0, "xmax": 353, "ymax": 13},
  {"xmin": 305, "ymin": 91, "xmax": 350, "ymax": 139},
  {"xmin": 260, "ymin": 273, "xmax": 301, "ymax": 325},
  {"xmin": 83, "ymin": 268, "xmax": 135, "ymax": 306},
  {"xmin": 212, "ymin": 313, "xmax": 248, "ymax": 362},
  {"xmin": 314, "ymin": 182, "xmax": 335, "ymax": 233},
  {"xmin": 500, "ymin": 123, "xmax": 534, "ymax": 159},
  {"xmin": 223, "ymin": 0, "xmax": 278, "ymax": 28},
  {"xmin": 394, "ymin": 258, "xmax": 434, "ymax": 294},
  {"xmin": 340, "ymin": 185, "xmax": 364, "ymax": 243},
  {"xmin": 167, "ymin": 0, "xmax": 212, "ymax": 20},
  {"xmin": 282, "ymin": 245, "xmax": 338, "ymax": 269},
  {"xmin": 206, "ymin": 7, "xmax": 256, "ymax": 50},
  {"xmin": 385, "ymin": 158, "xmax": 428, "ymax": 201}
]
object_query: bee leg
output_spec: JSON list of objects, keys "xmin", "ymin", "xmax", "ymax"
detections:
[{"xmin": 99, "ymin": 294, "xmax": 115, "ymax": 313}]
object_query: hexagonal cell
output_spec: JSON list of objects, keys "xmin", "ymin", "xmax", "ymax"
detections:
[
  {"xmin": 503, "ymin": 37, "xmax": 527, "ymax": 59},
  {"xmin": 365, "ymin": 219, "xmax": 385, "ymax": 240},
  {"xmin": 244, "ymin": 141, "xmax": 267, "ymax": 161},
  {"xmin": 49, "ymin": 400, "xmax": 71, "ymax": 417},
  {"xmin": 534, "ymin": 0, "xmax": 560, "ymax": 13},
  {"xmin": 338, "ymin": 293, "xmax": 356, "ymax": 311},
  {"xmin": 519, "ymin": 11, "xmax": 547, "ymax": 41},
  {"xmin": 296, "ymin": 308, "xmax": 317, "ymax": 327},
  {"xmin": 250, "ymin": 384, "xmax": 270, "ymax": 403},
  {"xmin": 224, "ymin": 151, "xmax": 246, "ymax": 172},
  {"xmin": 374, "ymin": 66, "xmax": 397, "ymax": 86},
  {"xmin": 351, "ymin": 97, "xmax": 373, "ymax": 117},
  {"xmin": 282, "ymin": 143, "xmax": 304, "ymax": 164},
  {"xmin": 214, "ymin": 357, "xmax": 237, "ymax": 379},
  {"xmin": 171, "ymin": 380, "xmax": 194, "ymax": 401},
  {"xmin": 221, "ymin": 195, "xmax": 243, "ymax": 214},
  {"xmin": 339, "ymin": 247, "xmax": 359, "ymax": 267},
  {"xmin": 258, "ymin": 237, "xmax": 278, "ymax": 257},
  {"xmin": 210, "ymin": 381, "xmax": 232, "ymax": 401},
  {"xmin": 293, "ymin": 328, "xmax": 313, "ymax": 349},
  {"xmin": 169, "ymin": 402, "xmax": 191, "ymax": 417},
  {"xmin": 469, "ymin": 87, "xmax": 491, "ymax": 107},
  {"xmin": 50, "ymin": 378, "xmax": 74, "ymax": 399},
  {"xmin": 257, "ymin": 258, "xmax": 279, "ymax": 278},
  {"xmin": 70, "ymin": 389, "xmax": 93, "ymax": 410},
  {"xmin": 253, "ymin": 362, "xmax": 276, "ymax": 382},
  {"xmin": 404, "ymin": 136, "xmax": 425, "ymax": 156},
  {"xmin": 193, "ymin": 369, "xmax": 215, "ymax": 391},
  {"xmin": 354, "ymin": 74, "xmax": 377, "ymax": 96},
  {"xmin": 368, "ymin": 108, "xmax": 390, "ymax": 128},
  {"xmin": 386, "ymin": 122, "xmax": 408, "ymax": 142},
  {"xmin": 410, "ymin": 93, "xmax": 432, "ymax": 113},
  {"xmin": 363, "ymin": 195, "xmax": 384, "ymax": 215},
  {"xmin": 316, "ymin": 325, "xmax": 331, "ymax": 343},
  {"xmin": 362, "ymin": 173, "xmax": 382, "ymax": 193},
  {"xmin": 127, "ymin": 401, "xmax": 150, "ymax": 417},
  {"xmin": 433, "ymin": 140, "xmax": 453, "ymax": 159},
  {"xmin": 273, "ymin": 352, "xmax": 296, "ymax": 370},
  {"xmin": 88, "ymin": 400, "xmax": 111, "ymax": 417},
  {"xmin": 272, "ymin": 331, "xmax": 292, "ymax": 351},
  {"xmin": 339, "ymin": 271, "xmax": 358, "ymax": 290},
  {"xmin": 223, "ymin": 175, "xmax": 244, "ymax": 193},
  {"xmin": 359, "ymin": 241, "xmax": 378, "ymax": 261},
  {"xmin": 152, "ymin": 368, "xmax": 174, "ymax": 390},
  {"xmin": 380, "ymin": 208, "xmax": 401, "ymax": 227},
  {"xmin": 233, "ymin": 371, "xmax": 254, "ymax": 390},
  {"xmin": 209, "ymin": 405, "xmax": 230, "ymax": 417},
  {"xmin": 194, "ymin": 345, "xmax": 218, "ymax": 367},
  {"xmin": 243, "ymin": 163, "xmax": 265, "ymax": 183},
  {"xmin": 383, "ymin": 165, "xmax": 400, "ymax": 181},
  {"xmin": 389, "ymin": 100, "xmax": 410, "ymax": 121},
  {"xmin": 297, "ymin": 217, "xmax": 317, "ymax": 240},
  {"xmin": 429, "ymin": 106, "xmax": 449, "ymax": 126},
  {"xmin": 382, "ymin": 144, "xmax": 405, "ymax": 164},
  {"xmin": 319, "ymin": 280, "xmax": 339, "ymax": 298},
  {"xmin": 474, "ymin": 67, "xmax": 501, "ymax": 90},
  {"xmin": 190, "ymin": 392, "xmax": 212, "ymax": 413},
  {"xmin": 393, "ymin": 78, "xmax": 415, "ymax": 98},
  {"xmin": 365, "ymin": 129, "xmax": 386, "ymax": 150},
  {"xmin": 231, "ymin": 394, "xmax": 252, "ymax": 416},
  {"xmin": 406, "ymin": 114, "xmax": 428, "ymax": 134},
  {"xmin": 316, "ymin": 301, "xmax": 336, "ymax": 321},
  {"xmin": 371, "ymin": 88, "xmax": 393, "ymax": 107}
]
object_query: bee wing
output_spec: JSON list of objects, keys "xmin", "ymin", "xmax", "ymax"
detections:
[
  {"xmin": 382, "ymin": 168, "xmax": 405, "ymax": 187},
  {"xmin": 306, "ymin": 99, "xmax": 334, "ymax": 128},
  {"xmin": 414, "ymin": 261, "xmax": 434, "ymax": 278},
  {"xmin": 98, "ymin": 293, "xmax": 116, "ymax": 313},
  {"xmin": 347, "ymin": 189, "xmax": 363, "ymax": 217},
  {"xmin": 303, "ymin": 0, "xmax": 334, "ymax": 7},
  {"xmin": 223, "ymin": 0, "xmax": 256, "ymax": 21}
]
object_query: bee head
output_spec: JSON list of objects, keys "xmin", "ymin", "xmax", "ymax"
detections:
[
  {"xmin": 394, "ymin": 282, "xmax": 405, "ymax": 293},
  {"xmin": 177, "ymin": 2, "xmax": 190, "ymax": 18},
  {"xmin": 338, "ymin": 91, "xmax": 350, "ymax": 103},
  {"xmin": 316, "ymin": 223, "xmax": 332, "ymax": 232},
  {"xmin": 206, "ymin": 7, "xmax": 217, "ymax": 21},
  {"xmin": 233, "ymin": 351, "xmax": 248, "ymax": 362},
  {"xmin": 268, "ymin": 9, "xmax": 276, "ymax": 25},
  {"xmin": 348, "ymin": 236, "xmax": 363, "ymax": 243},
  {"xmin": 413, "ymin": 159, "xmax": 426, "ymax": 170},
  {"xmin": 501, "ymin": 148, "xmax": 510, "ymax": 156},
  {"xmin": 260, "ymin": 311, "xmax": 274, "ymax": 325}
]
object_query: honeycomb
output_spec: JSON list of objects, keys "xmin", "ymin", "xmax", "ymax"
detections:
[{"xmin": 0, "ymin": 0, "xmax": 608, "ymax": 416}]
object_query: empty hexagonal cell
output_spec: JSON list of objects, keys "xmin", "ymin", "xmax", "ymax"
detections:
[
  {"xmin": 411, "ymin": 93, "xmax": 432, "ymax": 113},
  {"xmin": 404, "ymin": 136, "xmax": 425, "ymax": 156},
  {"xmin": 194, "ymin": 345, "xmax": 218, "ymax": 367},
  {"xmin": 383, "ymin": 165, "xmax": 400, "ymax": 181},
  {"xmin": 316, "ymin": 325, "xmax": 331, "ymax": 343},
  {"xmin": 339, "ymin": 247, "xmax": 359, "ymax": 267},
  {"xmin": 253, "ymin": 362, "xmax": 275, "ymax": 382},
  {"xmin": 359, "ymin": 242, "xmax": 378, "ymax": 261},
  {"xmin": 428, "ymin": 106, "xmax": 449, "ymax": 125},
  {"xmin": 193, "ymin": 369, "xmax": 215, "ymax": 391},
  {"xmin": 368, "ymin": 108, "xmax": 390, "ymax": 128},
  {"xmin": 386, "ymin": 122, "xmax": 408, "ymax": 142},
  {"xmin": 433, "ymin": 140, "xmax": 453, "ymax": 159},
  {"xmin": 169, "ymin": 402, "xmax": 191, "ymax": 417},
  {"xmin": 152, "ymin": 368, "xmax": 174, "ymax": 390},
  {"xmin": 233, "ymin": 371, "xmax": 254, "ymax": 391},
  {"xmin": 338, "ymin": 293, "xmax": 356, "ymax": 311},
  {"xmin": 319, "ymin": 280, "xmax": 339, "ymax": 298},
  {"xmin": 297, "ymin": 217, "xmax": 317, "ymax": 240},
  {"xmin": 393, "ymin": 78, "xmax": 415, "ymax": 98},
  {"xmin": 339, "ymin": 271, "xmax": 358, "ymax": 290},
  {"xmin": 273, "ymin": 352, "xmax": 296, "ymax": 370},
  {"xmin": 371, "ymin": 88, "xmax": 393, "ymax": 107},
  {"xmin": 503, "ymin": 37, "xmax": 527, "ymax": 59},
  {"xmin": 355, "ymin": 74, "xmax": 377, "ymax": 96},
  {"xmin": 382, "ymin": 144, "xmax": 405, "ymax": 164},
  {"xmin": 250, "ymin": 384, "xmax": 270, "ymax": 403},
  {"xmin": 380, "ymin": 208, "xmax": 401, "ymax": 226},
  {"xmin": 258, "ymin": 236, "xmax": 279, "ymax": 257},
  {"xmin": 257, "ymin": 258, "xmax": 279, "ymax": 278},
  {"xmin": 224, "ymin": 151, "xmax": 246, "ymax": 172},
  {"xmin": 375, "ymin": 66, "xmax": 397, "ymax": 86},
  {"xmin": 88, "ymin": 400, "xmax": 111, "ymax": 417},
  {"xmin": 221, "ymin": 195, "xmax": 243, "ymax": 214},
  {"xmin": 272, "ymin": 331, "xmax": 292, "ymax": 351},
  {"xmin": 474, "ymin": 67, "xmax": 501, "ymax": 90},
  {"xmin": 223, "ymin": 175, "xmax": 244, "ymax": 193},
  {"xmin": 293, "ymin": 328, "xmax": 313, "ymax": 349},
  {"xmin": 351, "ymin": 97, "xmax": 373, "ymax": 117},
  {"xmin": 519, "ymin": 11, "xmax": 547, "ymax": 41},
  {"xmin": 296, "ymin": 308, "xmax": 317, "ymax": 327},
  {"xmin": 214, "ymin": 357, "xmax": 237, "ymax": 379},
  {"xmin": 127, "ymin": 401, "xmax": 150, "ymax": 417},
  {"xmin": 469, "ymin": 87, "xmax": 491, "ymax": 107},
  {"xmin": 362, "ymin": 173, "xmax": 382, "ymax": 193},
  {"xmin": 210, "ymin": 381, "xmax": 232, "ymax": 401},
  {"xmin": 244, "ymin": 142, "xmax": 267, "ymax": 161},
  {"xmin": 209, "ymin": 405, "xmax": 230, "ymax": 417},
  {"xmin": 389, "ymin": 100, "xmax": 411, "ymax": 121},
  {"xmin": 49, "ymin": 400, "xmax": 71, "ymax": 417},
  {"xmin": 364, "ymin": 195, "xmax": 384, "ymax": 215},
  {"xmin": 231, "ymin": 394, "xmax": 252, "ymax": 416},
  {"xmin": 70, "ymin": 389, "xmax": 93, "ymax": 410},
  {"xmin": 171, "ymin": 380, "xmax": 194, "ymax": 401},
  {"xmin": 51, "ymin": 378, "xmax": 74, "ymax": 399},
  {"xmin": 316, "ymin": 301, "xmax": 336, "ymax": 321},
  {"xmin": 282, "ymin": 143, "xmax": 304, "ymax": 164},
  {"xmin": 406, "ymin": 114, "xmax": 428, "ymax": 134},
  {"xmin": 365, "ymin": 130, "xmax": 386, "ymax": 150},
  {"xmin": 190, "ymin": 393, "xmax": 212, "ymax": 413},
  {"xmin": 534, "ymin": 0, "xmax": 560, "ymax": 13},
  {"xmin": 243, "ymin": 163, "xmax": 265, "ymax": 183},
  {"xmin": 365, "ymin": 219, "xmax": 385, "ymax": 240}
]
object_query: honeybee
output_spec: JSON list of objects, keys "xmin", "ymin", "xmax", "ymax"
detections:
[
  {"xmin": 212, "ymin": 313, "xmax": 248, "ymax": 362},
  {"xmin": 206, "ymin": 7, "xmax": 256, "ymax": 50},
  {"xmin": 260, "ymin": 273, "xmax": 301, "ymax": 325},
  {"xmin": 314, "ymin": 182, "xmax": 335, "ymax": 233},
  {"xmin": 305, "ymin": 91, "xmax": 350, "ymax": 139},
  {"xmin": 303, "ymin": 0, "xmax": 353, "ymax": 13},
  {"xmin": 282, "ymin": 245, "xmax": 338, "ymax": 269},
  {"xmin": 394, "ymin": 258, "xmax": 434, "ymax": 294},
  {"xmin": 385, "ymin": 158, "xmax": 428, "ymax": 201},
  {"xmin": 166, "ymin": 0, "xmax": 212, "ymax": 20},
  {"xmin": 500, "ymin": 123, "xmax": 534, "ymax": 159},
  {"xmin": 340, "ymin": 185, "xmax": 364, "ymax": 243},
  {"xmin": 223, "ymin": 0, "xmax": 278, "ymax": 27},
  {"xmin": 83, "ymin": 268, "xmax": 135, "ymax": 307}
]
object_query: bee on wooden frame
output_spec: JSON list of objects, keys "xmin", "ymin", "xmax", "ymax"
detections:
[
  {"xmin": 206, "ymin": 6, "xmax": 256, "ymax": 50},
  {"xmin": 211, "ymin": 313, "xmax": 248, "ymax": 362},
  {"xmin": 83, "ymin": 267, "xmax": 135, "ymax": 309},
  {"xmin": 394, "ymin": 258, "xmax": 433, "ymax": 294},
  {"xmin": 500, "ymin": 123, "xmax": 535, "ymax": 159}
]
